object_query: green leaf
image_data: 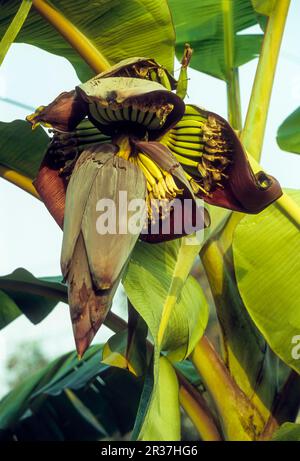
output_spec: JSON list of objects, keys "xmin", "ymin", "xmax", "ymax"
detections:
[
  {"xmin": 141, "ymin": 357, "xmax": 180, "ymax": 441},
  {"xmin": 277, "ymin": 107, "xmax": 300, "ymax": 155},
  {"xmin": 31, "ymin": 346, "xmax": 108, "ymax": 397},
  {"xmin": 169, "ymin": 0, "xmax": 263, "ymax": 80},
  {"xmin": 0, "ymin": 349, "xmax": 83, "ymax": 430},
  {"xmin": 102, "ymin": 304, "xmax": 148, "ymax": 377},
  {"xmin": 124, "ymin": 238, "xmax": 208, "ymax": 361},
  {"xmin": 272, "ymin": 422, "xmax": 300, "ymax": 441},
  {"xmin": 0, "ymin": 268, "xmax": 66, "ymax": 328},
  {"xmin": 0, "ymin": 119, "xmax": 49, "ymax": 178},
  {"xmin": 0, "ymin": 345, "xmax": 143, "ymax": 440},
  {"xmin": 204, "ymin": 203, "xmax": 231, "ymax": 242},
  {"xmin": 0, "ymin": 1, "xmax": 175, "ymax": 81},
  {"xmin": 0, "ymin": 290, "xmax": 21, "ymax": 329},
  {"xmin": 251, "ymin": 0, "xmax": 276, "ymax": 15},
  {"xmin": 63, "ymin": 388, "xmax": 108, "ymax": 436},
  {"xmin": 123, "ymin": 238, "xmax": 209, "ymax": 440},
  {"xmin": 173, "ymin": 359, "xmax": 202, "ymax": 386},
  {"xmin": 163, "ymin": 275, "xmax": 209, "ymax": 362},
  {"xmin": 232, "ymin": 189, "xmax": 300, "ymax": 375},
  {"xmin": 201, "ymin": 213, "xmax": 278, "ymax": 422}
]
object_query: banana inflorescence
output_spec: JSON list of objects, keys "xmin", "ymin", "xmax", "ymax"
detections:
[
  {"xmin": 129, "ymin": 152, "xmax": 183, "ymax": 222},
  {"xmin": 160, "ymin": 109, "xmax": 232, "ymax": 196},
  {"xmin": 47, "ymin": 119, "xmax": 111, "ymax": 178}
]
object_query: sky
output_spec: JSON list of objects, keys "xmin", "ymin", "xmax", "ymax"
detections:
[{"xmin": 0, "ymin": 1, "xmax": 300, "ymax": 397}]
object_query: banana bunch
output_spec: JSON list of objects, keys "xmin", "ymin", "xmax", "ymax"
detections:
[
  {"xmin": 129, "ymin": 152, "xmax": 183, "ymax": 222},
  {"xmin": 89, "ymin": 101, "xmax": 171, "ymax": 131},
  {"xmin": 161, "ymin": 113, "xmax": 205, "ymax": 165},
  {"xmin": 158, "ymin": 105, "xmax": 233, "ymax": 195}
]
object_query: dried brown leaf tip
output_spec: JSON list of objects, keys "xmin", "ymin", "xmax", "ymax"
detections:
[{"xmin": 26, "ymin": 90, "xmax": 87, "ymax": 132}]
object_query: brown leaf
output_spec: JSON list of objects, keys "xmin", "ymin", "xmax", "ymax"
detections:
[
  {"xmin": 202, "ymin": 109, "xmax": 283, "ymax": 213},
  {"xmin": 27, "ymin": 91, "xmax": 87, "ymax": 132},
  {"xmin": 33, "ymin": 151, "xmax": 67, "ymax": 229}
]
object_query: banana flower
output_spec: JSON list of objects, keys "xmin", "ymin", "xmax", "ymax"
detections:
[{"xmin": 27, "ymin": 58, "xmax": 282, "ymax": 355}]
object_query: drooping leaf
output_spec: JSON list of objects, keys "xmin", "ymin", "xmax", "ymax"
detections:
[
  {"xmin": 0, "ymin": 268, "xmax": 66, "ymax": 329},
  {"xmin": 272, "ymin": 423, "xmax": 300, "ymax": 441},
  {"xmin": 0, "ymin": 347, "xmax": 93, "ymax": 430},
  {"xmin": 232, "ymin": 189, "xmax": 300, "ymax": 375},
  {"xmin": 0, "ymin": 119, "xmax": 49, "ymax": 178},
  {"xmin": 168, "ymin": 0, "xmax": 263, "ymax": 80},
  {"xmin": 277, "ymin": 107, "xmax": 300, "ymax": 155},
  {"xmin": 0, "ymin": 345, "xmax": 143, "ymax": 440},
  {"xmin": 0, "ymin": 0, "xmax": 175, "ymax": 81},
  {"xmin": 163, "ymin": 275, "xmax": 209, "ymax": 362}
]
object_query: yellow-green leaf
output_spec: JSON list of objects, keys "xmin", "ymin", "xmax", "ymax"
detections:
[
  {"xmin": 140, "ymin": 357, "xmax": 180, "ymax": 441},
  {"xmin": 272, "ymin": 423, "xmax": 300, "ymax": 441},
  {"xmin": 232, "ymin": 189, "xmax": 300, "ymax": 374},
  {"xmin": 251, "ymin": 0, "xmax": 276, "ymax": 15},
  {"xmin": 102, "ymin": 306, "xmax": 147, "ymax": 377},
  {"xmin": 123, "ymin": 238, "xmax": 209, "ymax": 439},
  {"xmin": 124, "ymin": 238, "xmax": 208, "ymax": 361},
  {"xmin": 201, "ymin": 212, "xmax": 278, "ymax": 422},
  {"xmin": 169, "ymin": 0, "xmax": 263, "ymax": 80},
  {"xmin": 0, "ymin": 0, "xmax": 32, "ymax": 66}
]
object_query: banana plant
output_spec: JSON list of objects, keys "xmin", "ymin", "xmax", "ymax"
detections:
[{"xmin": 1, "ymin": 0, "xmax": 300, "ymax": 442}]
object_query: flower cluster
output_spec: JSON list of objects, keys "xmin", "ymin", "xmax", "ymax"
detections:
[{"xmin": 27, "ymin": 57, "xmax": 282, "ymax": 355}]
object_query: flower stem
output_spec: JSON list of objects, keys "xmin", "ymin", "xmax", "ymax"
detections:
[
  {"xmin": 32, "ymin": 0, "xmax": 110, "ymax": 73},
  {"xmin": 177, "ymin": 371, "xmax": 222, "ymax": 441},
  {"xmin": 191, "ymin": 336, "xmax": 265, "ymax": 440},
  {"xmin": 222, "ymin": 0, "xmax": 242, "ymax": 131},
  {"xmin": 241, "ymin": 0, "xmax": 291, "ymax": 161},
  {"xmin": 0, "ymin": 165, "xmax": 40, "ymax": 199},
  {"xmin": 0, "ymin": 0, "xmax": 32, "ymax": 66}
]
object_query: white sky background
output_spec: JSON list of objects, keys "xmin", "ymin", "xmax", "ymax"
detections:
[{"xmin": 0, "ymin": 1, "xmax": 300, "ymax": 397}]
